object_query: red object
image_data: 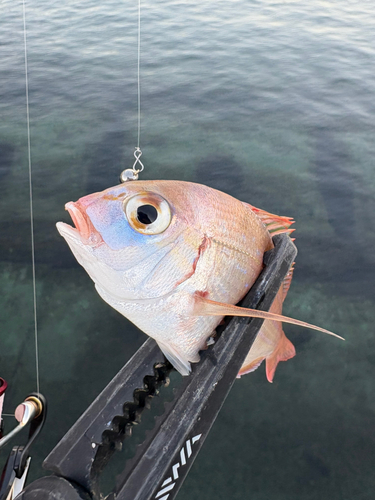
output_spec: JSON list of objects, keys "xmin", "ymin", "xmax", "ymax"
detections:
[
  {"xmin": 0, "ymin": 378, "xmax": 7, "ymax": 396},
  {"xmin": 0, "ymin": 378, "xmax": 7, "ymax": 438}
]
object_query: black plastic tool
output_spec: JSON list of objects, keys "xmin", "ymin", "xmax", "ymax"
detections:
[{"xmin": 16, "ymin": 234, "xmax": 297, "ymax": 500}]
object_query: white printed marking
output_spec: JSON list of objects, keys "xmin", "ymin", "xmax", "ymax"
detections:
[
  {"xmin": 156, "ymin": 482, "xmax": 175, "ymax": 498},
  {"xmin": 155, "ymin": 433, "xmax": 204, "ymax": 499},
  {"xmin": 172, "ymin": 462, "xmax": 180, "ymax": 480},
  {"xmin": 192, "ymin": 434, "xmax": 202, "ymax": 444},
  {"xmin": 180, "ymin": 447, "xmax": 186, "ymax": 466},
  {"xmin": 186, "ymin": 439, "xmax": 192, "ymax": 458}
]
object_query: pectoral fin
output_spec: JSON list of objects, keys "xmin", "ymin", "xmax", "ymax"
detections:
[{"xmin": 193, "ymin": 294, "xmax": 344, "ymax": 340}]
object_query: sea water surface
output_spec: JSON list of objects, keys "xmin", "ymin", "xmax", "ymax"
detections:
[{"xmin": 1, "ymin": 0, "xmax": 375, "ymax": 498}]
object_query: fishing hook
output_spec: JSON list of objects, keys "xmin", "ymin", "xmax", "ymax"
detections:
[{"xmin": 120, "ymin": 147, "xmax": 144, "ymax": 182}]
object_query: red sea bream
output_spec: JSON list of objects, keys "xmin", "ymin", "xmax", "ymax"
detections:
[{"xmin": 56, "ymin": 180, "xmax": 340, "ymax": 380}]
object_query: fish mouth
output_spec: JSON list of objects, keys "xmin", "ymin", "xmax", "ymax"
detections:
[
  {"xmin": 56, "ymin": 201, "xmax": 103, "ymax": 247},
  {"xmin": 65, "ymin": 202, "xmax": 91, "ymax": 241}
]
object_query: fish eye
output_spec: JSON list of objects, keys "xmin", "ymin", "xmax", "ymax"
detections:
[
  {"xmin": 136, "ymin": 204, "xmax": 158, "ymax": 225},
  {"xmin": 124, "ymin": 192, "xmax": 172, "ymax": 235}
]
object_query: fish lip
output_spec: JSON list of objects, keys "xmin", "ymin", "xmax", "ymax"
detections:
[
  {"xmin": 57, "ymin": 202, "xmax": 103, "ymax": 247},
  {"xmin": 65, "ymin": 202, "xmax": 91, "ymax": 241}
]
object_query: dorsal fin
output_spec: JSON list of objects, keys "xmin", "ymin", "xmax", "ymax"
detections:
[{"xmin": 243, "ymin": 202, "xmax": 295, "ymax": 236}]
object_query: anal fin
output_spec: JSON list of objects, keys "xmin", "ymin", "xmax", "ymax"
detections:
[
  {"xmin": 237, "ymin": 357, "xmax": 265, "ymax": 378},
  {"xmin": 265, "ymin": 333, "xmax": 296, "ymax": 383}
]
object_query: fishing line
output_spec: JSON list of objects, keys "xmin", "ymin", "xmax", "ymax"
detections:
[
  {"xmin": 120, "ymin": 0, "xmax": 144, "ymax": 181},
  {"xmin": 22, "ymin": 0, "xmax": 40, "ymax": 396},
  {"xmin": 137, "ymin": 0, "xmax": 141, "ymax": 150}
]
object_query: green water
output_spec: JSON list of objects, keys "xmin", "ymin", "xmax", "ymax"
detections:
[{"xmin": 1, "ymin": 0, "xmax": 375, "ymax": 498}]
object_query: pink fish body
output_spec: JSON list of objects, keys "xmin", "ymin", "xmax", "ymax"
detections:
[{"xmin": 57, "ymin": 180, "xmax": 336, "ymax": 379}]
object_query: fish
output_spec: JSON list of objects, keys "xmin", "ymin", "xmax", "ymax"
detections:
[{"xmin": 56, "ymin": 180, "xmax": 341, "ymax": 380}]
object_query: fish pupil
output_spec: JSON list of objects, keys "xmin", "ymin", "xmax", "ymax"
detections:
[{"xmin": 137, "ymin": 204, "xmax": 158, "ymax": 225}]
